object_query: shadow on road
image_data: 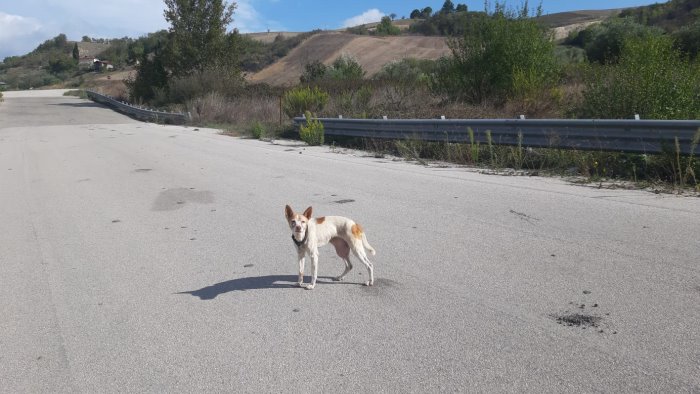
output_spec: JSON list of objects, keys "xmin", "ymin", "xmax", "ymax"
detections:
[{"xmin": 177, "ymin": 275, "xmax": 341, "ymax": 300}]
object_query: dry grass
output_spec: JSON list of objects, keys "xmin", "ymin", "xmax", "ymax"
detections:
[
  {"xmin": 91, "ymin": 79, "xmax": 129, "ymax": 101},
  {"xmin": 186, "ymin": 92, "xmax": 283, "ymax": 136}
]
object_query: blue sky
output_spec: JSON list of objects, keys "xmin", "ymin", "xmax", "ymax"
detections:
[{"xmin": 1, "ymin": 0, "xmax": 662, "ymax": 60}]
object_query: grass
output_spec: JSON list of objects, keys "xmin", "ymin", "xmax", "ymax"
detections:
[{"xmin": 322, "ymin": 133, "xmax": 700, "ymax": 193}]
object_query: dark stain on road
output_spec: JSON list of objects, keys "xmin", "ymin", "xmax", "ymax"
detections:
[
  {"xmin": 510, "ymin": 209, "xmax": 540, "ymax": 224},
  {"xmin": 334, "ymin": 199, "xmax": 355, "ymax": 204},
  {"xmin": 554, "ymin": 313, "xmax": 601, "ymax": 328},
  {"xmin": 152, "ymin": 188, "xmax": 214, "ymax": 211},
  {"xmin": 134, "ymin": 168, "xmax": 152, "ymax": 173}
]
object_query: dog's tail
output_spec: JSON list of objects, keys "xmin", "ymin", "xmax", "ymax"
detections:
[{"xmin": 362, "ymin": 233, "xmax": 376, "ymax": 256}]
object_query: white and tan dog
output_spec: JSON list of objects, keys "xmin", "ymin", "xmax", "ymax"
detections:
[{"xmin": 284, "ymin": 205, "xmax": 376, "ymax": 290}]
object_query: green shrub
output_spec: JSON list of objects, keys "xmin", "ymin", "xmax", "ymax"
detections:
[
  {"xmin": 249, "ymin": 121, "xmax": 265, "ymax": 139},
  {"xmin": 674, "ymin": 20, "xmax": 700, "ymax": 59},
  {"xmin": 299, "ymin": 111, "xmax": 324, "ymax": 146},
  {"xmin": 282, "ymin": 86, "xmax": 329, "ymax": 118},
  {"xmin": 326, "ymin": 55, "xmax": 365, "ymax": 81},
  {"xmin": 375, "ymin": 58, "xmax": 437, "ymax": 83},
  {"xmin": 300, "ymin": 60, "xmax": 328, "ymax": 83},
  {"xmin": 375, "ymin": 16, "xmax": 401, "ymax": 36},
  {"xmin": 430, "ymin": 3, "xmax": 559, "ymax": 103},
  {"xmin": 570, "ymin": 17, "xmax": 663, "ymax": 63},
  {"xmin": 578, "ymin": 35, "xmax": 700, "ymax": 119}
]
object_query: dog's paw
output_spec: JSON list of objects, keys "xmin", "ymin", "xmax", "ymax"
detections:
[
  {"xmin": 364, "ymin": 281, "xmax": 373, "ymax": 287},
  {"xmin": 297, "ymin": 282, "xmax": 305, "ymax": 287},
  {"xmin": 304, "ymin": 284, "xmax": 315, "ymax": 290}
]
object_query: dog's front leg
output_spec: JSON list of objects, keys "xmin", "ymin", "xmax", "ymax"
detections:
[
  {"xmin": 304, "ymin": 251, "xmax": 319, "ymax": 290},
  {"xmin": 297, "ymin": 250, "xmax": 306, "ymax": 287}
]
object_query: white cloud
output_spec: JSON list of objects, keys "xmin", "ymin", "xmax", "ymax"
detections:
[
  {"xmin": 234, "ymin": 0, "xmax": 284, "ymax": 33},
  {"xmin": 342, "ymin": 9, "xmax": 385, "ymax": 28},
  {"xmin": 0, "ymin": 0, "xmax": 278, "ymax": 59},
  {"xmin": 0, "ymin": 12, "xmax": 44, "ymax": 59}
]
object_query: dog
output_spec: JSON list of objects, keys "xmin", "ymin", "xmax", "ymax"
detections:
[{"xmin": 284, "ymin": 205, "xmax": 376, "ymax": 290}]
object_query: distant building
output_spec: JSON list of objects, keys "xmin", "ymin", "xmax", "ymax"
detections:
[{"xmin": 93, "ymin": 59, "xmax": 114, "ymax": 71}]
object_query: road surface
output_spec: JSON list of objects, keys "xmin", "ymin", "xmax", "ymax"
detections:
[{"xmin": 1, "ymin": 90, "xmax": 699, "ymax": 392}]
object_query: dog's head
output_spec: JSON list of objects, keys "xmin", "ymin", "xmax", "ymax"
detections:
[{"xmin": 285, "ymin": 205, "xmax": 312, "ymax": 242}]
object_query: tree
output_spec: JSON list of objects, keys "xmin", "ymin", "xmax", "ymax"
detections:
[
  {"xmin": 72, "ymin": 43, "xmax": 80, "ymax": 61},
  {"xmin": 163, "ymin": 0, "xmax": 237, "ymax": 76},
  {"xmin": 421, "ymin": 7, "xmax": 433, "ymax": 18},
  {"xmin": 126, "ymin": 46, "xmax": 168, "ymax": 102},
  {"xmin": 410, "ymin": 9, "xmax": 421, "ymax": 19},
  {"xmin": 456, "ymin": 4, "xmax": 468, "ymax": 12},
  {"xmin": 441, "ymin": 0, "xmax": 455, "ymax": 14},
  {"xmin": 375, "ymin": 16, "xmax": 401, "ymax": 36}
]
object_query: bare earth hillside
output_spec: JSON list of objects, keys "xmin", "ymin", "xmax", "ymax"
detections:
[{"xmin": 247, "ymin": 32, "xmax": 450, "ymax": 86}]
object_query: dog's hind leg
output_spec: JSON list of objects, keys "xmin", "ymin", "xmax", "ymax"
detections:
[
  {"xmin": 330, "ymin": 237, "xmax": 352, "ymax": 281},
  {"xmin": 334, "ymin": 258, "xmax": 353, "ymax": 282},
  {"xmin": 352, "ymin": 244, "xmax": 374, "ymax": 286}
]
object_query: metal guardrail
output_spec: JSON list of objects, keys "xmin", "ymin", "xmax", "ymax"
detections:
[
  {"xmin": 85, "ymin": 90, "xmax": 190, "ymax": 124},
  {"xmin": 293, "ymin": 117, "xmax": 700, "ymax": 154}
]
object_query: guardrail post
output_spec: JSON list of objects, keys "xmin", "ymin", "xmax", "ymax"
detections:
[
  {"xmin": 519, "ymin": 115, "xmax": 526, "ymax": 119},
  {"xmin": 338, "ymin": 115, "xmax": 343, "ymax": 119},
  {"xmin": 634, "ymin": 114, "xmax": 640, "ymax": 120},
  {"xmin": 441, "ymin": 115, "xmax": 446, "ymax": 120},
  {"xmin": 382, "ymin": 116, "xmax": 388, "ymax": 120}
]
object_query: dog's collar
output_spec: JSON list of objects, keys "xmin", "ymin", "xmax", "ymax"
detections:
[{"xmin": 292, "ymin": 230, "xmax": 308, "ymax": 248}]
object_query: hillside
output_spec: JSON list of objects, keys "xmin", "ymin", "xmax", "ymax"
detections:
[
  {"xmin": 247, "ymin": 32, "xmax": 450, "ymax": 86},
  {"xmin": 246, "ymin": 8, "xmax": 628, "ymax": 86}
]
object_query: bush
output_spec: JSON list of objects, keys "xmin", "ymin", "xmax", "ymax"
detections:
[
  {"xmin": 299, "ymin": 111, "xmax": 324, "ymax": 145},
  {"xmin": 571, "ymin": 17, "xmax": 663, "ymax": 63},
  {"xmin": 282, "ymin": 86, "xmax": 329, "ymax": 118},
  {"xmin": 375, "ymin": 58, "xmax": 436, "ymax": 83},
  {"xmin": 375, "ymin": 16, "xmax": 401, "ymax": 36},
  {"xmin": 326, "ymin": 55, "xmax": 365, "ymax": 81},
  {"xmin": 431, "ymin": 4, "xmax": 559, "ymax": 103},
  {"xmin": 249, "ymin": 121, "xmax": 265, "ymax": 139},
  {"xmin": 300, "ymin": 60, "xmax": 328, "ymax": 83},
  {"xmin": 674, "ymin": 20, "xmax": 700, "ymax": 59},
  {"xmin": 578, "ymin": 35, "xmax": 700, "ymax": 119}
]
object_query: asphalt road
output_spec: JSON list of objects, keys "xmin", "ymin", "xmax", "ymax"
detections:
[{"xmin": 1, "ymin": 90, "xmax": 699, "ymax": 392}]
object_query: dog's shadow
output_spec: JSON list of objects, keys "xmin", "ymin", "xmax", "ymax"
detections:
[{"xmin": 178, "ymin": 275, "xmax": 344, "ymax": 300}]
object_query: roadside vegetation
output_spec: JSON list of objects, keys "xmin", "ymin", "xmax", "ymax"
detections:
[{"xmin": 2, "ymin": 0, "xmax": 699, "ymax": 191}]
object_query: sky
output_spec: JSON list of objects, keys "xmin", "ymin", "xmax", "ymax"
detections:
[{"xmin": 0, "ymin": 0, "xmax": 663, "ymax": 60}]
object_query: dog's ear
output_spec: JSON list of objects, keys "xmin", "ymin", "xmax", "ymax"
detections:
[
  {"xmin": 302, "ymin": 206, "xmax": 313, "ymax": 219},
  {"xmin": 284, "ymin": 205, "xmax": 294, "ymax": 221}
]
